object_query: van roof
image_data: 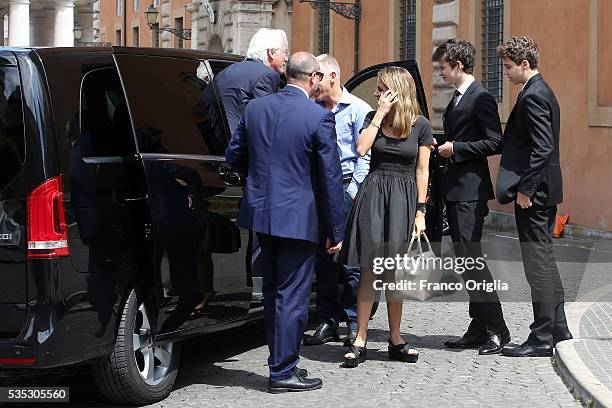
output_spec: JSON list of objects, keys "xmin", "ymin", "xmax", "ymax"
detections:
[{"xmin": 1, "ymin": 46, "xmax": 244, "ymax": 62}]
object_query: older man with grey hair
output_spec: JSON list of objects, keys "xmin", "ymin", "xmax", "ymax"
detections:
[
  {"xmin": 227, "ymin": 51, "xmax": 344, "ymax": 393},
  {"xmin": 211, "ymin": 27, "xmax": 288, "ymax": 135}
]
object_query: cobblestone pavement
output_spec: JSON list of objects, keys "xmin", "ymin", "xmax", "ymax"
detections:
[
  {"xmin": 149, "ymin": 301, "xmax": 580, "ymax": 408},
  {"xmin": 3, "ymin": 230, "xmax": 605, "ymax": 408}
]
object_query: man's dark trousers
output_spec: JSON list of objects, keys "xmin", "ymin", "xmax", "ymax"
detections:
[
  {"xmin": 515, "ymin": 204, "xmax": 569, "ymax": 346},
  {"xmin": 315, "ymin": 183, "xmax": 359, "ymax": 330},
  {"xmin": 446, "ymin": 200, "xmax": 507, "ymax": 335},
  {"xmin": 257, "ymin": 233, "xmax": 317, "ymax": 381}
]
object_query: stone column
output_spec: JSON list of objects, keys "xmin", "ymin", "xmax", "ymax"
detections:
[
  {"xmin": 54, "ymin": 0, "xmax": 75, "ymax": 47},
  {"xmin": 431, "ymin": 0, "xmax": 459, "ymax": 131},
  {"xmin": 8, "ymin": 0, "xmax": 30, "ymax": 47},
  {"xmin": 161, "ymin": 0, "xmax": 171, "ymax": 48},
  {"xmin": 186, "ymin": 1, "xmax": 200, "ymax": 50}
]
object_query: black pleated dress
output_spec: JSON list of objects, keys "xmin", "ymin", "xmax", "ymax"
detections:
[{"xmin": 337, "ymin": 112, "xmax": 433, "ymax": 273}]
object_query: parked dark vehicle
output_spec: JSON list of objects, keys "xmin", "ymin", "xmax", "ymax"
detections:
[{"xmin": 0, "ymin": 47, "xmax": 438, "ymax": 405}]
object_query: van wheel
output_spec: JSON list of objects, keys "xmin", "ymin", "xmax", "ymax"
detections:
[{"xmin": 92, "ymin": 290, "xmax": 180, "ymax": 405}]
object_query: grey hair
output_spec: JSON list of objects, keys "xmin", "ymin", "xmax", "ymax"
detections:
[
  {"xmin": 286, "ymin": 52, "xmax": 320, "ymax": 82},
  {"xmin": 316, "ymin": 54, "xmax": 341, "ymax": 81},
  {"xmin": 246, "ymin": 28, "xmax": 288, "ymax": 62}
]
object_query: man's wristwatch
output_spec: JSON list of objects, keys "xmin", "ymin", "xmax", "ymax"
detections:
[{"xmin": 417, "ymin": 203, "xmax": 427, "ymax": 214}]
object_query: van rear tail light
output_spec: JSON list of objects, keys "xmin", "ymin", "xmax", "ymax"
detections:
[
  {"xmin": 27, "ymin": 176, "xmax": 70, "ymax": 258},
  {"xmin": 0, "ymin": 357, "xmax": 36, "ymax": 365}
]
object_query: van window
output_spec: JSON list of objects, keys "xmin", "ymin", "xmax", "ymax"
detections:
[
  {"xmin": 115, "ymin": 55, "xmax": 229, "ymax": 156},
  {"xmin": 0, "ymin": 66, "xmax": 24, "ymax": 191},
  {"xmin": 80, "ymin": 68, "xmax": 135, "ymax": 157}
]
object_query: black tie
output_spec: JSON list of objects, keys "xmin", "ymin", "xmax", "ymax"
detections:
[
  {"xmin": 453, "ymin": 89, "xmax": 461, "ymax": 106},
  {"xmin": 447, "ymin": 89, "xmax": 461, "ymax": 116}
]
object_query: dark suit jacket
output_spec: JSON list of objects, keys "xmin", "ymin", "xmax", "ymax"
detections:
[
  {"xmin": 213, "ymin": 58, "xmax": 281, "ymax": 135},
  {"xmin": 441, "ymin": 81, "xmax": 502, "ymax": 201},
  {"xmin": 496, "ymin": 74, "xmax": 562, "ymax": 206},
  {"xmin": 225, "ymin": 86, "xmax": 345, "ymax": 245}
]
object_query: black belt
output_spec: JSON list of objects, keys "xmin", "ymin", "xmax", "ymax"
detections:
[{"xmin": 342, "ymin": 174, "xmax": 353, "ymax": 184}]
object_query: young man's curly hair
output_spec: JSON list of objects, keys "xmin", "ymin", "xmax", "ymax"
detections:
[
  {"xmin": 496, "ymin": 36, "xmax": 540, "ymax": 69},
  {"xmin": 432, "ymin": 39, "xmax": 475, "ymax": 74}
]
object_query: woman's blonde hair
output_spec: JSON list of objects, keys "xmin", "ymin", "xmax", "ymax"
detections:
[{"xmin": 378, "ymin": 66, "xmax": 421, "ymax": 138}]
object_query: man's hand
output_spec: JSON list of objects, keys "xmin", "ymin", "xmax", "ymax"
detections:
[
  {"xmin": 516, "ymin": 192, "xmax": 532, "ymax": 209},
  {"xmin": 325, "ymin": 238, "xmax": 343, "ymax": 254},
  {"xmin": 438, "ymin": 141, "xmax": 454, "ymax": 158}
]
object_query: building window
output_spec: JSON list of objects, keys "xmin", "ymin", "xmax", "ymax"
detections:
[
  {"xmin": 134, "ymin": 0, "xmax": 139, "ymax": 12},
  {"xmin": 399, "ymin": 0, "xmax": 417, "ymax": 60},
  {"xmin": 174, "ymin": 18, "xmax": 184, "ymax": 49},
  {"xmin": 117, "ymin": 0, "xmax": 122, "ymax": 16},
  {"xmin": 132, "ymin": 27, "xmax": 139, "ymax": 47},
  {"xmin": 151, "ymin": 23, "xmax": 159, "ymax": 47},
  {"xmin": 153, "ymin": 0, "xmax": 160, "ymax": 7},
  {"xmin": 318, "ymin": 5, "xmax": 330, "ymax": 55},
  {"xmin": 115, "ymin": 29, "xmax": 122, "ymax": 46},
  {"xmin": 482, "ymin": 0, "xmax": 504, "ymax": 102}
]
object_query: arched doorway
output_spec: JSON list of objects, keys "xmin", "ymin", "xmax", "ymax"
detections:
[{"xmin": 207, "ymin": 35, "xmax": 223, "ymax": 53}]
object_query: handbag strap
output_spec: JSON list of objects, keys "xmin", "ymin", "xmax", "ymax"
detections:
[
  {"xmin": 407, "ymin": 233, "xmax": 432, "ymax": 255},
  {"xmin": 407, "ymin": 234, "xmax": 423, "ymax": 255},
  {"xmin": 420, "ymin": 233, "xmax": 432, "ymax": 252}
]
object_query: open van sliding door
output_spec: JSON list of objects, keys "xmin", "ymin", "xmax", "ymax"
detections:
[{"xmin": 114, "ymin": 53, "xmax": 251, "ymax": 336}]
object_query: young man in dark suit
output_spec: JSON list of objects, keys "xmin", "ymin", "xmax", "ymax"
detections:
[
  {"xmin": 496, "ymin": 36, "xmax": 572, "ymax": 357},
  {"xmin": 432, "ymin": 39, "xmax": 510, "ymax": 355},
  {"xmin": 226, "ymin": 52, "xmax": 345, "ymax": 392}
]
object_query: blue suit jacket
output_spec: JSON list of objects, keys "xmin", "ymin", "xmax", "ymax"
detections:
[
  {"xmin": 213, "ymin": 58, "xmax": 281, "ymax": 135},
  {"xmin": 226, "ymin": 86, "xmax": 345, "ymax": 245}
]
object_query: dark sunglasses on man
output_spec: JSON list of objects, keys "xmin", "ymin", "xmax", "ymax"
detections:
[{"xmin": 307, "ymin": 71, "xmax": 324, "ymax": 81}]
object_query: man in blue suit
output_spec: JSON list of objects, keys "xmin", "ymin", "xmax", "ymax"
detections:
[
  {"xmin": 213, "ymin": 28, "xmax": 288, "ymax": 135},
  {"xmin": 226, "ymin": 52, "xmax": 345, "ymax": 393}
]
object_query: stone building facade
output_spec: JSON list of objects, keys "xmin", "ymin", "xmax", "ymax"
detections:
[{"xmin": 96, "ymin": 0, "xmax": 292, "ymax": 55}]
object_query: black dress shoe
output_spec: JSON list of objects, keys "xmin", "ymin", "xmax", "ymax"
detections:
[
  {"xmin": 479, "ymin": 331, "xmax": 511, "ymax": 355},
  {"xmin": 303, "ymin": 322, "xmax": 339, "ymax": 346},
  {"xmin": 553, "ymin": 330, "xmax": 573, "ymax": 346},
  {"xmin": 268, "ymin": 372, "xmax": 322, "ymax": 394},
  {"xmin": 344, "ymin": 328, "xmax": 357, "ymax": 347},
  {"xmin": 501, "ymin": 341, "xmax": 553, "ymax": 357},
  {"xmin": 296, "ymin": 367, "xmax": 308, "ymax": 377},
  {"xmin": 444, "ymin": 333, "xmax": 487, "ymax": 349}
]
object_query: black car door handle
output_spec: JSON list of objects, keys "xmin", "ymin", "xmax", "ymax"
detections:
[{"xmin": 218, "ymin": 167, "xmax": 243, "ymax": 186}]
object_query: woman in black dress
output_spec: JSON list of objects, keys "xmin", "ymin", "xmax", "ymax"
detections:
[{"xmin": 338, "ymin": 66, "xmax": 433, "ymax": 366}]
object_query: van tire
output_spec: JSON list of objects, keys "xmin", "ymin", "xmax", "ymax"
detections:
[{"xmin": 91, "ymin": 290, "xmax": 180, "ymax": 405}]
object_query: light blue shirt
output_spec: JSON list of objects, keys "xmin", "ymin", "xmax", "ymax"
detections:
[{"xmin": 317, "ymin": 86, "xmax": 372, "ymax": 198}]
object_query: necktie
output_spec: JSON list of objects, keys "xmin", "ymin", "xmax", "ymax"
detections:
[{"xmin": 453, "ymin": 89, "xmax": 461, "ymax": 106}]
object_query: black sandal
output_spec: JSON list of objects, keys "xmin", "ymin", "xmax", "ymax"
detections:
[
  {"xmin": 388, "ymin": 341, "xmax": 419, "ymax": 363},
  {"xmin": 344, "ymin": 344, "xmax": 367, "ymax": 367}
]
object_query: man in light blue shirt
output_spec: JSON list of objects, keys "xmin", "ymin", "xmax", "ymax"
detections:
[{"xmin": 302, "ymin": 54, "xmax": 372, "ymax": 347}]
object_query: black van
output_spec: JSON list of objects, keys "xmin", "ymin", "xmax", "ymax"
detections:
[{"xmin": 0, "ymin": 47, "xmax": 437, "ymax": 405}]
